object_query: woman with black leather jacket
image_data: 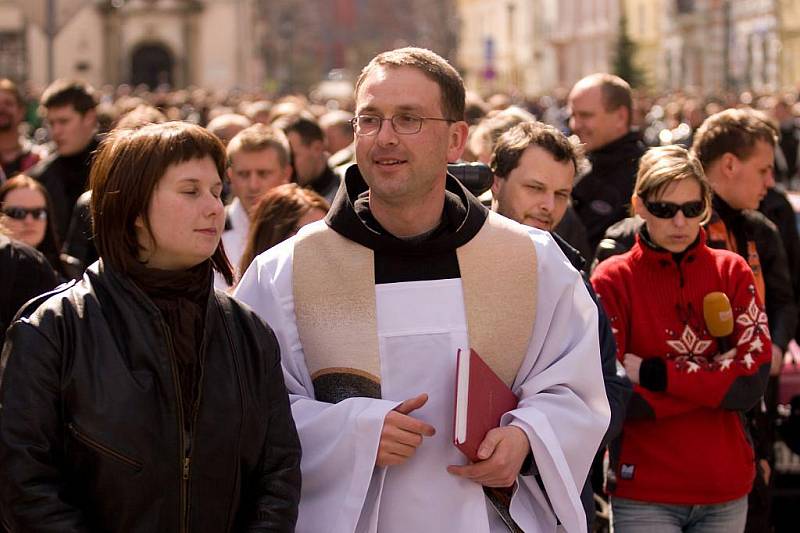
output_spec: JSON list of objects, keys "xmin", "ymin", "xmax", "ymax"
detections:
[{"xmin": 0, "ymin": 122, "xmax": 301, "ymax": 532}]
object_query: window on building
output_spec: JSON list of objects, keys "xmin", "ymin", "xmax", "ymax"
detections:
[
  {"xmin": 0, "ymin": 32, "xmax": 25, "ymax": 82},
  {"xmin": 676, "ymin": 0, "xmax": 694, "ymax": 14}
]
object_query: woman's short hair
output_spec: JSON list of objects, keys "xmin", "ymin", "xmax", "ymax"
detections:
[
  {"xmin": 239, "ymin": 184, "xmax": 329, "ymax": 276},
  {"xmin": 90, "ymin": 121, "xmax": 233, "ymax": 283},
  {"xmin": 0, "ymin": 174, "xmax": 62, "ymax": 270},
  {"xmin": 634, "ymin": 145, "xmax": 712, "ymax": 223}
]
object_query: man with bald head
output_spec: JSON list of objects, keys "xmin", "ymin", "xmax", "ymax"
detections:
[{"xmin": 568, "ymin": 73, "xmax": 646, "ymax": 255}]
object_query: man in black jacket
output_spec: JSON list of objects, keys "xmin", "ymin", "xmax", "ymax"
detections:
[
  {"xmin": 27, "ymin": 79, "xmax": 99, "ymax": 242},
  {"xmin": 491, "ymin": 120, "xmax": 632, "ymax": 531},
  {"xmin": 568, "ymin": 73, "xmax": 646, "ymax": 257}
]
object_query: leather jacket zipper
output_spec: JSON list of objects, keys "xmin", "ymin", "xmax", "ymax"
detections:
[
  {"xmin": 162, "ymin": 322, "xmax": 208, "ymax": 533},
  {"xmin": 161, "ymin": 322, "xmax": 189, "ymax": 533},
  {"xmin": 67, "ymin": 423, "xmax": 143, "ymax": 470}
]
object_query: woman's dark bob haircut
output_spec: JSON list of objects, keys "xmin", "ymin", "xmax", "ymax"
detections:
[{"xmin": 90, "ymin": 121, "xmax": 234, "ymax": 284}]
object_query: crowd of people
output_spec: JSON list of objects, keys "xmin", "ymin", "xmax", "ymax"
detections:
[{"xmin": 0, "ymin": 45, "xmax": 799, "ymax": 532}]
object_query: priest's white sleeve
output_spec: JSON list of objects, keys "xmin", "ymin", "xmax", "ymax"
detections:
[
  {"xmin": 505, "ymin": 231, "xmax": 611, "ymax": 533},
  {"xmin": 234, "ymin": 239, "xmax": 398, "ymax": 533}
]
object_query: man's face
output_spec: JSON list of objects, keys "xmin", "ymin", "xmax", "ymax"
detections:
[
  {"xmin": 568, "ymin": 84, "xmax": 627, "ymax": 152},
  {"xmin": 354, "ymin": 65, "xmax": 466, "ymax": 206},
  {"xmin": 0, "ymin": 90, "xmax": 23, "ymax": 133},
  {"xmin": 492, "ymin": 145, "xmax": 575, "ymax": 231},
  {"xmin": 228, "ymin": 148, "xmax": 292, "ymax": 214},
  {"xmin": 286, "ymin": 131, "xmax": 324, "ymax": 186},
  {"xmin": 45, "ymin": 105, "xmax": 96, "ymax": 156},
  {"xmin": 723, "ymin": 139, "xmax": 776, "ymax": 210}
]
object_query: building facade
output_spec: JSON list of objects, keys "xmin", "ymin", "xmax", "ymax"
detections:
[
  {"xmin": 778, "ymin": 0, "xmax": 800, "ymax": 91},
  {"xmin": 456, "ymin": 0, "xmax": 557, "ymax": 96}
]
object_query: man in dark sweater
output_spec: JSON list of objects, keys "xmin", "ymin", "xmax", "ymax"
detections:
[
  {"xmin": 27, "ymin": 79, "xmax": 99, "ymax": 242},
  {"xmin": 568, "ymin": 73, "xmax": 646, "ymax": 257},
  {"xmin": 490, "ymin": 120, "xmax": 632, "ymax": 531}
]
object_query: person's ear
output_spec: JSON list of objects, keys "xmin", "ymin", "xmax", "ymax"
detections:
[
  {"xmin": 631, "ymin": 194, "xmax": 645, "ymax": 218},
  {"xmin": 447, "ymin": 121, "xmax": 469, "ymax": 163},
  {"xmin": 280, "ymin": 164, "xmax": 292, "ymax": 184},
  {"xmin": 720, "ymin": 152, "xmax": 739, "ymax": 180},
  {"xmin": 615, "ymin": 106, "xmax": 629, "ymax": 132},
  {"xmin": 82, "ymin": 108, "xmax": 97, "ymax": 128},
  {"xmin": 491, "ymin": 174, "xmax": 504, "ymax": 197}
]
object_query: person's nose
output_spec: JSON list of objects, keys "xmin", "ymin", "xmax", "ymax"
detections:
[
  {"xmin": 375, "ymin": 118, "xmax": 399, "ymax": 147},
  {"xmin": 765, "ymin": 168, "xmax": 775, "ymax": 189},
  {"xmin": 672, "ymin": 211, "xmax": 687, "ymax": 228},
  {"xmin": 247, "ymin": 174, "xmax": 261, "ymax": 192},
  {"xmin": 540, "ymin": 193, "xmax": 555, "ymax": 213}
]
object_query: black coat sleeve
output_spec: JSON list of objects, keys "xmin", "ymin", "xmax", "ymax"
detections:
[
  {"xmin": 757, "ymin": 219, "xmax": 798, "ymax": 351},
  {"xmin": 245, "ymin": 325, "xmax": 301, "ymax": 533},
  {"xmin": 0, "ymin": 322, "xmax": 91, "ymax": 532}
]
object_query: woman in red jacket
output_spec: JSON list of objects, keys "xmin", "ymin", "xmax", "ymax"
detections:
[{"xmin": 591, "ymin": 145, "xmax": 771, "ymax": 533}]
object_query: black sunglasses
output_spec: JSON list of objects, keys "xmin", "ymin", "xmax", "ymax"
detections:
[
  {"xmin": 1, "ymin": 206, "xmax": 48, "ymax": 221},
  {"xmin": 644, "ymin": 200, "xmax": 705, "ymax": 219}
]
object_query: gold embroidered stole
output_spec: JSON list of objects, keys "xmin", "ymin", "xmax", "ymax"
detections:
[{"xmin": 292, "ymin": 211, "xmax": 537, "ymax": 402}]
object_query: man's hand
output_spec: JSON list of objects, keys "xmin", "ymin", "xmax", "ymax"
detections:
[
  {"xmin": 623, "ymin": 353, "xmax": 642, "ymax": 385},
  {"xmin": 376, "ymin": 393, "xmax": 436, "ymax": 467},
  {"xmin": 759, "ymin": 458, "xmax": 772, "ymax": 485},
  {"xmin": 770, "ymin": 345, "xmax": 784, "ymax": 376},
  {"xmin": 446, "ymin": 426, "xmax": 530, "ymax": 487}
]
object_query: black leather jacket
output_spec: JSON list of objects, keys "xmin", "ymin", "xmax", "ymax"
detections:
[{"xmin": 0, "ymin": 261, "xmax": 301, "ymax": 532}]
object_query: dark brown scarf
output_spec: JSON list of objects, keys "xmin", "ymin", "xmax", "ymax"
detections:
[{"xmin": 128, "ymin": 260, "xmax": 212, "ymax": 431}]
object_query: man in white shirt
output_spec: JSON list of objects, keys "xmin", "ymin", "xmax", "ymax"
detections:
[{"xmin": 218, "ymin": 124, "xmax": 292, "ymax": 287}]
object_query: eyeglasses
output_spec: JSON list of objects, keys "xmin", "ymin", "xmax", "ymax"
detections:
[
  {"xmin": 351, "ymin": 113, "xmax": 454, "ymax": 136},
  {"xmin": 644, "ymin": 200, "xmax": 705, "ymax": 219},
  {"xmin": 1, "ymin": 206, "xmax": 48, "ymax": 221}
]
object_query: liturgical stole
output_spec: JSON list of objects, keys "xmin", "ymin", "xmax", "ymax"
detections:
[{"xmin": 292, "ymin": 211, "xmax": 538, "ymax": 403}]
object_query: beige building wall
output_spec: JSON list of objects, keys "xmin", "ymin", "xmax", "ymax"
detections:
[
  {"xmin": 623, "ymin": 0, "xmax": 664, "ymax": 88},
  {"xmin": 730, "ymin": 0, "xmax": 779, "ymax": 92},
  {"xmin": 549, "ymin": 0, "xmax": 619, "ymax": 91},
  {"xmin": 3, "ymin": 0, "xmax": 260, "ymax": 90},
  {"xmin": 778, "ymin": 0, "xmax": 800, "ymax": 90},
  {"xmin": 456, "ymin": 0, "xmax": 556, "ymax": 95}
]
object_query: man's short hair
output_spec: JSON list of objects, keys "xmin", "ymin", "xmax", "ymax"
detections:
[
  {"xmin": 578, "ymin": 73, "xmax": 633, "ymax": 125},
  {"xmin": 691, "ymin": 108, "xmax": 779, "ymax": 168},
  {"xmin": 227, "ymin": 123, "xmax": 291, "ymax": 167},
  {"xmin": 355, "ymin": 47, "xmax": 465, "ymax": 122},
  {"xmin": 278, "ymin": 114, "xmax": 324, "ymax": 146},
  {"xmin": 115, "ymin": 104, "xmax": 166, "ymax": 130},
  {"xmin": 206, "ymin": 113, "xmax": 251, "ymax": 136},
  {"xmin": 40, "ymin": 79, "xmax": 97, "ymax": 114},
  {"xmin": 469, "ymin": 106, "xmax": 536, "ymax": 160},
  {"xmin": 491, "ymin": 121, "xmax": 586, "ymax": 179},
  {"xmin": 0, "ymin": 78, "xmax": 25, "ymax": 107},
  {"xmin": 319, "ymin": 110, "xmax": 354, "ymax": 132}
]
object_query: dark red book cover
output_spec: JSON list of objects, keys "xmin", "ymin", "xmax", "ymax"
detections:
[{"xmin": 453, "ymin": 348, "xmax": 519, "ymax": 462}]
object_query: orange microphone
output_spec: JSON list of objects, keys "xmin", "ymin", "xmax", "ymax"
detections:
[{"xmin": 703, "ymin": 292, "xmax": 734, "ymax": 353}]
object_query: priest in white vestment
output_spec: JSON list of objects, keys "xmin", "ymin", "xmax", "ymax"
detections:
[{"xmin": 235, "ymin": 47, "xmax": 610, "ymax": 533}]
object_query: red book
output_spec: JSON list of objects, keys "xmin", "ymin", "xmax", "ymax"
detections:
[{"xmin": 453, "ymin": 348, "xmax": 519, "ymax": 462}]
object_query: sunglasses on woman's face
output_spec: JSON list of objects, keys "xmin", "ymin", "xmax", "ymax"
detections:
[
  {"xmin": 644, "ymin": 200, "xmax": 705, "ymax": 219},
  {"xmin": 1, "ymin": 206, "xmax": 48, "ymax": 221}
]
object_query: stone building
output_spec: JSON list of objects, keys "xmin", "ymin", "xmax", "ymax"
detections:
[
  {"xmin": 0, "ymin": 0, "xmax": 264, "ymax": 90},
  {"xmin": 456, "ymin": 0, "xmax": 557, "ymax": 96}
]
